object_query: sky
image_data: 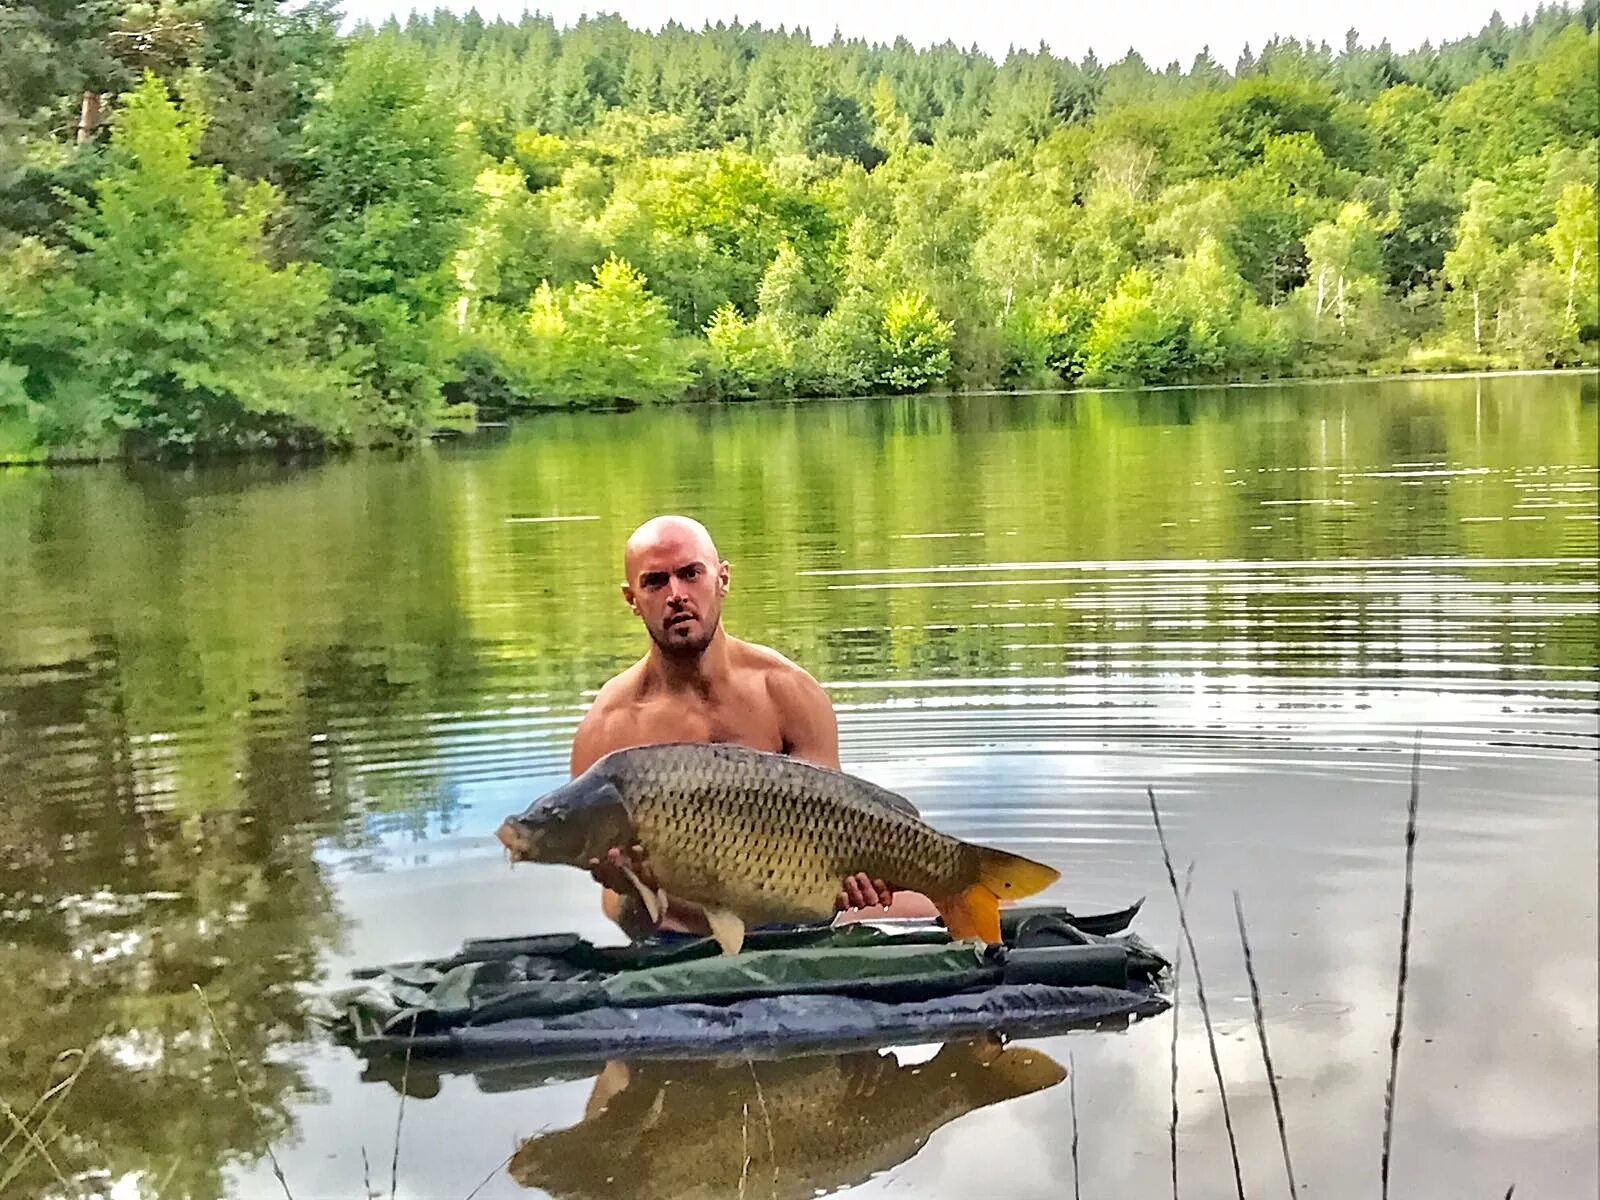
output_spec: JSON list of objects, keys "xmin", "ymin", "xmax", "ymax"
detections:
[{"xmin": 340, "ymin": 0, "xmax": 1559, "ymax": 66}]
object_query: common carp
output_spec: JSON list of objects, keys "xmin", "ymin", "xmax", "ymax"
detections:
[
  {"xmin": 495, "ymin": 742, "xmax": 1060, "ymax": 954},
  {"xmin": 507, "ymin": 1038, "xmax": 1067, "ymax": 1199}
]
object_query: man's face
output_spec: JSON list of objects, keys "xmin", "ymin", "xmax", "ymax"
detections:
[{"xmin": 622, "ymin": 531, "xmax": 729, "ymax": 657}]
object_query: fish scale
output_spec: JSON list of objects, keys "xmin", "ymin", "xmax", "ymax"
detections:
[
  {"xmin": 498, "ymin": 741, "xmax": 1060, "ymax": 953},
  {"xmin": 614, "ymin": 744, "xmax": 982, "ymax": 921}
]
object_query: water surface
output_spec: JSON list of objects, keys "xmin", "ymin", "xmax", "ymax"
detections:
[{"xmin": 0, "ymin": 374, "xmax": 1595, "ymax": 1199}]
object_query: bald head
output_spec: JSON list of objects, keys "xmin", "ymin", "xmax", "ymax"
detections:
[
  {"xmin": 623, "ymin": 515, "xmax": 719, "ymax": 578},
  {"xmin": 621, "ymin": 515, "xmax": 729, "ymax": 657}
]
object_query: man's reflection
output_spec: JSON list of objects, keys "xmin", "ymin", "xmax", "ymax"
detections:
[{"xmin": 509, "ymin": 1036, "xmax": 1066, "ymax": 1198}]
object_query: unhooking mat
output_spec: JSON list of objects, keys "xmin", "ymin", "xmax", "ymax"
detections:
[{"xmin": 318, "ymin": 902, "xmax": 1169, "ymax": 1062}]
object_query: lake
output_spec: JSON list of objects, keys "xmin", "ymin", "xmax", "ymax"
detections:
[{"xmin": 0, "ymin": 374, "xmax": 1595, "ymax": 1200}]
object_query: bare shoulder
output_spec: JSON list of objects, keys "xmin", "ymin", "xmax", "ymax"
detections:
[
  {"xmin": 570, "ymin": 662, "xmax": 646, "ymax": 774},
  {"xmin": 732, "ymin": 639, "xmax": 839, "ymax": 768},
  {"xmin": 755, "ymin": 645, "xmax": 827, "ymax": 699}
]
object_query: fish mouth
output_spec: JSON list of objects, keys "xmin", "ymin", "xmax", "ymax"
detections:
[{"xmin": 496, "ymin": 818, "xmax": 533, "ymax": 862}]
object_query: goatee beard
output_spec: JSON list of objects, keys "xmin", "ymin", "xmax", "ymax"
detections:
[{"xmin": 651, "ymin": 616, "xmax": 719, "ymax": 658}]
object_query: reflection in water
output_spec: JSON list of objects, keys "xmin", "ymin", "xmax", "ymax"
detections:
[
  {"xmin": 0, "ymin": 375, "xmax": 1594, "ymax": 1198},
  {"xmin": 508, "ymin": 1039, "xmax": 1067, "ymax": 1200},
  {"xmin": 0, "ymin": 648, "xmax": 341, "ymax": 1200}
]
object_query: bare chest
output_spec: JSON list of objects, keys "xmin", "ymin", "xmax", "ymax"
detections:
[{"xmin": 620, "ymin": 687, "xmax": 785, "ymax": 753}]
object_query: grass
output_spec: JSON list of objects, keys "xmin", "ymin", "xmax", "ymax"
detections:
[
  {"xmin": 0, "ymin": 1048, "xmax": 92, "ymax": 1196},
  {"xmin": 389, "ymin": 1015, "xmax": 418, "ymax": 1200},
  {"xmin": 1069, "ymin": 1051, "xmax": 1081, "ymax": 1200},
  {"xmin": 1151, "ymin": 740, "xmax": 1430, "ymax": 1200},
  {"xmin": 1169, "ymin": 861, "xmax": 1194, "ymax": 1200},
  {"xmin": 1381, "ymin": 741, "xmax": 1423, "ymax": 1200},
  {"xmin": 188, "ymin": 986, "xmax": 529, "ymax": 1200},
  {"xmin": 195, "ymin": 984, "xmax": 295, "ymax": 1200},
  {"xmin": 1235, "ymin": 890, "xmax": 1298, "ymax": 1199},
  {"xmin": 1148, "ymin": 785, "xmax": 1246, "ymax": 1200}
]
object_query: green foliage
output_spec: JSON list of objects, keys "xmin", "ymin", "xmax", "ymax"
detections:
[
  {"xmin": 563, "ymin": 257, "xmax": 697, "ymax": 401},
  {"xmin": 299, "ymin": 38, "xmax": 475, "ymax": 433},
  {"xmin": 801, "ymin": 287, "xmax": 885, "ymax": 396},
  {"xmin": 5, "ymin": 76, "xmax": 349, "ymax": 453},
  {"xmin": 999, "ymin": 285, "xmax": 1097, "ymax": 385},
  {"xmin": 1304, "ymin": 201, "xmax": 1395, "ymax": 336},
  {"xmin": 757, "ymin": 242, "xmax": 830, "ymax": 327},
  {"xmin": 190, "ymin": 0, "xmax": 343, "ymax": 189},
  {"xmin": 704, "ymin": 303, "xmax": 793, "ymax": 398},
  {"xmin": 1083, "ymin": 240, "xmax": 1268, "ymax": 384},
  {"xmin": 478, "ymin": 258, "xmax": 696, "ymax": 405},
  {"xmin": 0, "ymin": 5, "xmax": 1595, "ymax": 454},
  {"xmin": 592, "ymin": 149, "xmax": 833, "ymax": 329},
  {"xmin": 879, "ymin": 290, "xmax": 953, "ymax": 391},
  {"xmin": 1083, "ymin": 268, "xmax": 1192, "ymax": 383},
  {"xmin": 1546, "ymin": 182, "xmax": 1600, "ymax": 345},
  {"xmin": 453, "ymin": 160, "xmax": 557, "ymax": 315}
]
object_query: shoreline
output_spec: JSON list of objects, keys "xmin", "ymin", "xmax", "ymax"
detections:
[{"xmin": 3, "ymin": 366, "xmax": 1595, "ymax": 471}]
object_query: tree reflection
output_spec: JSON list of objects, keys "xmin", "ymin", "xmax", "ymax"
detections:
[{"xmin": 0, "ymin": 653, "xmax": 337, "ymax": 1198}]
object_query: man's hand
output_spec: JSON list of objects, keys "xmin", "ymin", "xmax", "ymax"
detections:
[
  {"xmin": 836, "ymin": 871, "xmax": 894, "ymax": 913},
  {"xmin": 591, "ymin": 844, "xmax": 671, "ymax": 939},
  {"xmin": 587, "ymin": 844, "xmax": 660, "ymax": 897}
]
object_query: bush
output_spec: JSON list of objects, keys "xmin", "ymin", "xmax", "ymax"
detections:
[
  {"xmin": 703, "ymin": 304, "xmax": 793, "ymax": 398},
  {"xmin": 1082, "ymin": 269, "xmax": 1192, "ymax": 384},
  {"xmin": 879, "ymin": 290, "xmax": 953, "ymax": 391},
  {"xmin": 461, "ymin": 260, "xmax": 697, "ymax": 408},
  {"xmin": 9, "ymin": 78, "xmax": 353, "ymax": 454},
  {"xmin": 796, "ymin": 288, "xmax": 884, "ymax": 395}
]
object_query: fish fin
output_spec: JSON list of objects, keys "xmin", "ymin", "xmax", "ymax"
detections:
[
  {"xmin": 641, "ymin": 1088, "xmax": 668, "ymax": 1129},
  {"xmin": 936, "ymin": 884, "xmax": 1002, "ymax": 944},
  {"xmin": 938, "ymin": 848, "xmax": 1059, "ymax": 944},
  {"xmin": 616, "ymin": 863, "xmax": 661, "ymax": 924},
  {"xmin": 703, "ymin": 908, "xmax": 747, "ymax": 956},
  {"xmin": 961, "ymin": 1033, "xmax": 1008, "ymax": 1066},
  {"xmin": 974, "ymin": 845, "xmax": 1061, "ymax": 901}
]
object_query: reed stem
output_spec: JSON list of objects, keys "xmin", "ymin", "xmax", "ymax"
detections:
[
  {"xmin": 1234, "ymin": 889, "xmax": 1298, "ymax": 1199},
  {"xmin": 1148, "ymin": 786, "xmax": 1245, "ymax": 1200},
  {"xmin": 1380, "ymin": 742, "xmax": 1422, "ymax": 1200}
]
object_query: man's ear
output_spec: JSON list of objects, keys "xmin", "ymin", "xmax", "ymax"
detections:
[
  {"xmin": 621, "ymin": 582, "xmax": 638, "ymax": 613},
  {"xmin": 717, "ymin": 560, "xmax": 730, "ymax": 596}
]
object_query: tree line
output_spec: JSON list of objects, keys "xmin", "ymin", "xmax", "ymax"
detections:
[{"xmin": 0, "ymin": 2, "xmax": 1595, "ymax": 457}]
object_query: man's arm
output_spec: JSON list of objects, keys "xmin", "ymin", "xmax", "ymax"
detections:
[
  {"xmin": 569, "ymin": 702, "xmax": 611, "ymax": 777},
  {"xmin": 769, "ymin": 665, "xmax": 840, "ymax": 769},
  {"xmin": 768, "ymin": 663, "xmax": 906, "ymax": 912}
]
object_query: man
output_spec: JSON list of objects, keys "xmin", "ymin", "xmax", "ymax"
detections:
[{"xmin": 571, "ymin": 513, "xmax": 937, "ymax": 939}]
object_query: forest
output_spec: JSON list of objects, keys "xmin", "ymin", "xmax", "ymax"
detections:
[{"xmin": 0, "ymin": 2, "xmax": 1595, "ymax": 456}]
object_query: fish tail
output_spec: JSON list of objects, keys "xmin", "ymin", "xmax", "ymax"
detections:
[
  {"xmin": 974, "ymin": 844, "xmax": 1060, "ymax": 901},
  {"xmin": 936, "ymin": 847, "xmax": 1061, "ymax": 944}
]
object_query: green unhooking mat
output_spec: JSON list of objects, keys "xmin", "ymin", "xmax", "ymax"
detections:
[{"xmin": 318, "ymin": 902, "xmax": 1169, "ymax": 1062}]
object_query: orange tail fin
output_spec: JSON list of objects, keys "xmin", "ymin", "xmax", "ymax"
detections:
[{"xmin": 936, "ymin": 846, "xmax": 1062, "ymax": 944}]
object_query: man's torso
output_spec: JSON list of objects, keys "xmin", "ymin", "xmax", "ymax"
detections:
[{"xmin": 582, "ymin": 639, "xmax": 796, "ymax": 762}]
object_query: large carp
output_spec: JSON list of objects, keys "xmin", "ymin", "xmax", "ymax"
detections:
[
  {"xmin": 507, "ymin": 1038, "xmax": 1067, "ymax": 1199},
  {"xmin": 495, "ymin": 742, "xmax": 1060, "ymax": 954}
]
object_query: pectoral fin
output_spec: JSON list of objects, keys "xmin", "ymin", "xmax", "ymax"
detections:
[
  {"xmin": 703, "ymin": 907, "xmax": 747, "ymax": 956},
  {"xmin": 616, "ymin": 863, "xmax": 663, "ymax": 925}
]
